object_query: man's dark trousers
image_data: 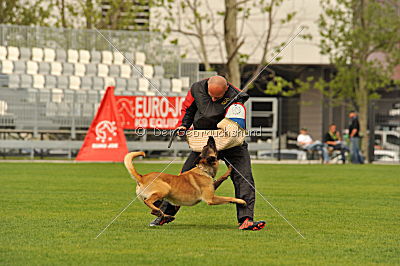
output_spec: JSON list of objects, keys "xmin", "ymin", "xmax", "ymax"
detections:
[{"xmin": 159, "ymin": 143, "xmax": 256, "ymax": 223}]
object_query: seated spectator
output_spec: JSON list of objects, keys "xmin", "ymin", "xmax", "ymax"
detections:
[
  {"xmin": 297, "ymin": 128, "xmax": 329, "ymax": 164},
  {"xmin": 324, "ymin": 123, "xmax": 350, "ymax": 164}
]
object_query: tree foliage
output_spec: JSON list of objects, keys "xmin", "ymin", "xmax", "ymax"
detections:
[
  {"xmin": 318, "ymin": 0, "xmax": 400, "ymax": 161},
  {"xmin": 0, "ymin": 0, "xmax": 53, "ymax": 26},
  {"xmin": 0, "ymin": 0, "xmax": 149, "ymax": 30},
  {"xmin": 151, "ymin": 0, "xmax": 306, "ymax": 87},
  {"xmin": 317, "ymin": 0, "xmax": 400, "ymax": 107},
  {"xmin": 268, "ymin": 0, "xmax": 400, "ymax": 161}
]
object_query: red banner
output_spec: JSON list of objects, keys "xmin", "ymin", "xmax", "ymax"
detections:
[
  {"xmin": 76, "ymin": 86, "xmax": 128, "ymax": 162},
  {"xmin": 115, "ymin": 96, "xmax": 184, "ymax": 129}
]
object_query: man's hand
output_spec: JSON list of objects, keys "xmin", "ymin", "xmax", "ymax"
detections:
[{"xmin": 176, "ymin": 126, "xmax": 187, "ymax": 136}]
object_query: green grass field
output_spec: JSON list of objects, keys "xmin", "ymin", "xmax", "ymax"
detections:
[{"xmin": 1, "ymin": 162, "xmax": 399, "ymax": 265}]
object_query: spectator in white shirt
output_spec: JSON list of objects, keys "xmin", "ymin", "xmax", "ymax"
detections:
[{"xmin": 297, "ymin": 128, "xmax": 329, "ymax": 163}]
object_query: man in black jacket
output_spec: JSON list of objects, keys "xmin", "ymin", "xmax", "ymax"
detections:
[
  {"xmin": 150, "ymin": 76, "xmax": 266, "ymax": 231},
  {"xmin": 348, "ymin": 111, "xmax": 364, "ymax": 164}
]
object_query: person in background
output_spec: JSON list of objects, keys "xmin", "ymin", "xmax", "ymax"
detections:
[
  {"xmin": 324, "ymin": 123, "xmax": 349, "ymax": 164},
  {"xmin": 297, "ymin": 128, "xmax": 330, "ymax": 164},
  {"xmin": 348, "ymin": 111, "xmax": 364, "ymax": 164}
]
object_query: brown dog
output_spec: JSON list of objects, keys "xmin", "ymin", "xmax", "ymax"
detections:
[{"xmin": 124, "ymin": 137, "xmax": 246, "ymax": 220}]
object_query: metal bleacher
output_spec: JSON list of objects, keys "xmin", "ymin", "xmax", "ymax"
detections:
[{"xmin": 0, "ymin": 25, "xmax": 198, "ymax": 132}]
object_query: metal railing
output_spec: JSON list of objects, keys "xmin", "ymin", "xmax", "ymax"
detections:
[{"xmin": 0, "ymin": 89, "xmax": 95, "ymax": 134}]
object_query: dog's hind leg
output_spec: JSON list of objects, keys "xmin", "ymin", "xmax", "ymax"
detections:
[{"xmin": 144, "ymin": 193, "xmax": 167, "ymax": 217}]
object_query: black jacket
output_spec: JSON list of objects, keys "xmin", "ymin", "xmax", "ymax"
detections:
[
  {"xmin": 178, "ymin": 79, "xmax": 249, "ymax": 130},
  {"xmin": 349, "ymin": 117, "xmax": 360, "ymax": 137}
]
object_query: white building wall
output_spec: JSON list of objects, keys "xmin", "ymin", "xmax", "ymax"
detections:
[{"xmin": 150, "ymin": 0, "xmax": 329, "ymax": 65}]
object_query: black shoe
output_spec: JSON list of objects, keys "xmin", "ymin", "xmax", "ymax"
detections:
[
  {"xmin": 238, "ymin": 218, "xmax": 266, "ymax": 231},
  {"xmin": 149, "ymin": 215, "xmax": 175, "ymax": 227}
]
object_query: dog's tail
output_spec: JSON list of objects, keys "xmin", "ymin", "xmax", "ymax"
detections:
[{"xmin": 124, "ymin": 152, "xmax": 145, "ymax": 183}]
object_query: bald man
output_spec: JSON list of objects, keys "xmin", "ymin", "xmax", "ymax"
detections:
[{"xmin": 150, "ymin": 76, "xmax": 266, "ymax": 231}]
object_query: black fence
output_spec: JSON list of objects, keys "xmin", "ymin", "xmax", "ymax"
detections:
[{"xmin": 369, "ymin": 98, "xmax": 400, "ymax": 163}]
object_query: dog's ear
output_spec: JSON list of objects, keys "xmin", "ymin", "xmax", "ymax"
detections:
[
  {"xmin": 206, "ymin": 156, "xmax": 217, "ymax": 165},
  {"xmin": 207, "ymin": 136, "xmax": 217, "ymax": 151},
  {"xmin": 194, "ymin": 155, "xmax": 202, "ymax": 165}
]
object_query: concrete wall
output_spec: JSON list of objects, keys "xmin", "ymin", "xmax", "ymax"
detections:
[{"xmin": 299, "ymin": 89, "xmax": 324, "ymax": 140}]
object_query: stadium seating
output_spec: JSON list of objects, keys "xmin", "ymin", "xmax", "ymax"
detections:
[
  {"xmin": 44, "ymin": 48, "xmax": 55, "ymax": 62},
  {"xmin": 32, "ymin": 47, "xmax": 43, "ymax": 61},
  {"xmin": 0, "ymin": 60, "xmax": 13, "ymax": 74},
  {"xmin": 20, "ymin": 74, "xmax": 32, "ymax": 88},
  {"xmin": 85, "ymin": 63, "xmax": 97, "ymax": 76},
  {"xmin": 51, "ymin": 62, "xmax": 62, "ymax": 76},
  {"xmin": 171, "ymin": 79, "xmax": 183, "ymax": 93},
  {"xmin": 138, "ymin": 78, "xmax": 149, "ymax": 92},
  {"xmin": 0, "ymin": 100, "xmax": 7, "ymax": 115},
  {"xmin": 45, "ymin": 76, "xmax": 57, "ymax": 89},
  {"xmin": 134, "ymin": 52, "xmax": 146, "ymax": 66},
  {"xmin": 62, "ymin": 63, "xmax": 74, "ymax": 75},
  {"xmin": 7, "ymin": 46, "xmax": 19, "ymax": 60},
  {"xmin": 143, "ymin": 65, "xmax": 154, "ymax": 79},
  {"xmin": 67, "ymin": 49, "xmax": 79, "ymax": 63},
  {"xmin": 19, "ymin": 48, "xmax": 31, "ymax": 60},
  {"xmin": 127, "ymin": 78, "xmax": 138, "ymax": 91},
  {"xmin": 0, "ymin": 44, "xmax": 191, "ymax": 130},
  {"xmin": 104, "ymin": 77, "xmax": 115, "ymax": 87},
  {"xmin": 90, "ymin": 51, "xmax": 101, "ymax": 63},
  {"xmin": 56, "ymin": 49, "xmax": 67, "ymax": 62},
  {"xmin": 79, "ymin": 50, "xmax": 90, "ymax": 64},
  {"xmin": 101, "ymin": 51, "xmax": 113, "ymax": 65},
  {"xmin": 69, "ymin": 76, "xmax": 81, "ymax": 90},
  {"xmin": 0, "ymin": 46, "xmax": 7, "ymax": 60},
  {"xmin": 120, "ymin": 64, "xmax": 131, "ymax": 78},
  {"xmin": 26, "ymin": 61, "xmax": 38, "ymax": 75},
  {"xmin": 33, "ymin": 75, "xmax": 45, "ymax": 89},
  {"xmin": 74, "ymin": 63, "xmax": 85, "ymax": 76},
  {"xmin": 92, "ymin": 77, "xmax": 104, "ymax": 90},
  {"xmin": 13, "ymin": 61, "xmax": 26, "ymax": 74},
  {"xmin": 97, "ymin": 64, "xmax": 108, "ymax": 77},
  {"xmin": 109, "ymin": 65, "xmax": 120, "ymax": 77},
  {"xmin": 153, "ymin": 66, "xmax": 165, "ymax": 78},
  {"xmin": 81, "ymin": 76, "xmax": 92, "ymax": 90},
  {"xmin": 113, "ymin": 52, "xmax": 124, "ymax": 65},
  {"xmin": 39, "ymin": 62, "xmax": 50, "ymax": 75}
]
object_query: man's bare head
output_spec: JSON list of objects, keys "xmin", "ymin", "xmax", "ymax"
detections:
[{"xmin": 208, "ymin": 76, "xmax": 228, "ymax": 101}]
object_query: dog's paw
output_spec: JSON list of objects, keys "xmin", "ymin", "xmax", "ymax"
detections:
[
  {"xmin": 223, "ymin": 166, "xmax": 233, "ymax": 178},
  {"xmin": 227, "ymin": 166, "xmax": 233, "ymax": 173},
  {"xmin": 237, "ymin": 199, "xmax": 247, "ymax": 206}
]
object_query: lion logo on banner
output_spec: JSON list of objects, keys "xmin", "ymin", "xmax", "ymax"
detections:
[
  {"xmin": 95, "ymin": 120, "xmax": 117, "ymax": 143},
  {"xmin": 116, "ymin": 98, "xmax": 134, "ymax": 128}
]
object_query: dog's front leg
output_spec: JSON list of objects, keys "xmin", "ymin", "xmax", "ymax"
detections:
[{"xmin": 213, "ymin": 166, "xmax": 232, "ymax": 190}]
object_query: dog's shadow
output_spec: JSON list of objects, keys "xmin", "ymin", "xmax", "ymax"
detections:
[{"xmin": 148, "ymin": 223, "xmax": 237, "ymax": 231}]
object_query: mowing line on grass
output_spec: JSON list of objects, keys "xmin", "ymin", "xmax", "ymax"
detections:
[
  {"xmin": 94, "ymin": 158, "xmax": 176, "ymax": 239},
  {"xmin": 224, "ymin": 157, "xmax": 306, "ymax": 239}
]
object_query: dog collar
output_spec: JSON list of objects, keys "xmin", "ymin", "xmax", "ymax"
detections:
[{"xmin": 196, "ymin": 164, "xmax": 215, "ymax": 179}]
